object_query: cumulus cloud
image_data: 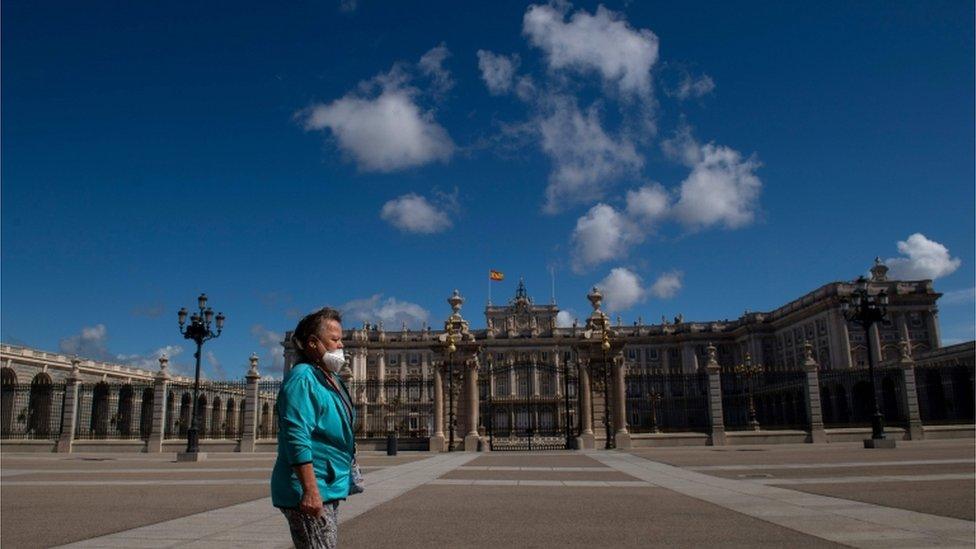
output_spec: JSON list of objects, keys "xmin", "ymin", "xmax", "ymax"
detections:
[
  {"xmin": 663, "ymin": 126, "xmax": 762, "ymax": 230},
  {"xmin": 338, "ymin": 0, "xmax": 357, "ymax": 12},
  {"xmin": 539, "ymin": 96, "xmax": 643, "ymax": 213},
  {"xmin": 297, "ymin": 53, "xmax": 455, "ymax": 172},
  {"xmin": 571, "ymin": 203, "xmax": 642, "ymax": 272},
  {"xmin": 340, "ymin": 295, "xmax": 430, "ymax": 329},
  {"xmin": 117, "ymin": 345, "xmax": 187, "ymax": 374},
  {"xmin": 597, "ymin": 267, "xmax": 646, "ymax": 312},
  {"xmin": 885, "ymin": 234, "xmax": 962, "ymax": 280},
  {"xmin": 251, "ymin": 325, "xmax": 285, "ymax": 374},
  {"xmin": 625, "ymin": 183, "xmax": 670, "ymax": 226},
  {"xmin": 380, "ymin": 193, "xmax": 453, "ymax": 234},
  {"xmin": 555, "ymin": 310, "xmax": 576, "ymax": 328},
  {"xmin": 523, "ymin": 2, "xmax": 659, "ymax": 97},
  {"xmin": 477, "ymin": 50, "xmax": 520, "ymax": 95},
  {"xmin": 668, "ymin": 72, "xmax": 715, "ymax": 100},
  {"xmin": 419, "ymin": 43, "xmax": 454, "ymax": 95},
  {"xmin": 205, "ymin": 350, "xmax": 227, "ymax": 380},
  {"xmin": 649, "ymin": 270, "xmax": 683, "ymax": 299},
  {"xmin": 59, "ymin": 324, "xmax": 112, "ymax": 361}
]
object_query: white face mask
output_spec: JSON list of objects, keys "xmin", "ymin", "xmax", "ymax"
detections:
[{"xmin": 321, "ymin": 348, "xmax": 345, "ymax": 373}]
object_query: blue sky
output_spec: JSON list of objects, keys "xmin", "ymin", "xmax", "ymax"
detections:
[{"xmin": 2, "ymin": 1, "xmax": 973, "ymax": 379}]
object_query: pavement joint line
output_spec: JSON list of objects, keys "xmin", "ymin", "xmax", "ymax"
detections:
[
  {"xmin": 592, "ymin": 452, "xmax": 975, "ymax": 548},
  {"xmin": 54, "ymin": 452, "xmax": 479, "ymax": 549},
  {"xmin": 752, "ymin": 473, "xmax": 976, "ymax": 485},
  {"xmin": 0, "ymin": 467, "xmax": 276, "ymax": 476},
  {"xmin": 457, "ymin": 466, "xmax": 614, "ymax": 472},
  {"xmin": 425, "ymin": 479, "xmax": 655, "ymax": 487},
  {"xmin": 689, "ymin": 458, "xmax": 976, "ymax": 471}
]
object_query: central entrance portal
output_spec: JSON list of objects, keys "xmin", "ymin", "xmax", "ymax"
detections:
[{"xmin": 481, "ymin": 361, "xmax": 578, "ymax": 451}]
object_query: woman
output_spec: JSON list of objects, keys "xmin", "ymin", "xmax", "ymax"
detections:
[{"xmin": 271, "ymin": 307, "xmax": 355, "ymax": 549}]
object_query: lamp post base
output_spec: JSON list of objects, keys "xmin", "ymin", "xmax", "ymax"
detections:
[
  {"xmin": 177, "ymin": 451, "xmax": 208, "ymax": 462},
  {"xmin": 863, "ymin": 438, "xmax": 896, "ymax": 449}
]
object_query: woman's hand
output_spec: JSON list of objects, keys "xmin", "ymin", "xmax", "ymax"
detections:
[{"xmin": 299, "ymin": 489, "xmax": 324, "ymax": 517}]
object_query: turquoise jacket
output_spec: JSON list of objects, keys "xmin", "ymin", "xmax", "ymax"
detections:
[{"xmin": 271, "ymin": 363, "xmax": 355, "ymax": 508}]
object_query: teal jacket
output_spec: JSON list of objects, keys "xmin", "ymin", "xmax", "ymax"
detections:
[{"xmin": 271, "ymin": 363, "xmax": 355, "ymax": 508}]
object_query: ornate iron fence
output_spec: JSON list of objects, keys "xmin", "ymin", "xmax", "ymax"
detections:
[
  {"xmin": 75, "ymin": 382, "xmax": 154, "ymax": 440},
  {"xmin": 914, "ymin": 364, "xmax": 975, "ymax": 424},
  {"xmin": 484, "ymin": 362, "xmax": 575, "ymax": 451},
  {"xmin": 722, "ymin": 370, "xmax": 808, "ymax": 431},
  {"xmin": 0, "ymin": 382, "xmax": 66, "ymax": 440},
  {"xmin": 257, "ymin": 380, "xmax": 281, "ymax": 439},
  {"xmin": 819, "ymin": 367, "xmax": 907, "ymax": 428},
  {"xmin": 348, "ymin": 379, "xmax": 433, "ymax": 438},
  {"xmin": 625, "ymin": 370, "xmax": 709, "ymax": 433}
]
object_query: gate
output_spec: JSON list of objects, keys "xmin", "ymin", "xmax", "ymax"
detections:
[{"xmin": 482, "ymin": 360, "xmax": 577, "ymax": 451}]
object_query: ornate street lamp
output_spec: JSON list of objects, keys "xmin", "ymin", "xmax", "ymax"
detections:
[
  {"xmin": 446, "ymin": 328, "xmax": 457, "ymax": 452},
  {"xmin": 842, "ymin": 275, "xmax": 891, "ymax": 447},
  {"xmin": 734, "ymin": 353, "xmax": 763, "ymax": 431},
  {"xmin": 601, "ymin": 324, "xmax": 614, "ymax": 450},
  {"xmin": 177, "ymin": 293, "xmax": 225, "ymax": 455}
]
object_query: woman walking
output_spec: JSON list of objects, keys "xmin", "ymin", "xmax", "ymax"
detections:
[{"xmin": 272, "ymin": 307, "xmax": 355, "ymax": 549}]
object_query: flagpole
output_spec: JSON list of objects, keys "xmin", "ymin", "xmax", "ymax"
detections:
[{"xmin": 488, "ymin": 269, "xmax": 491, "ymax": 306}]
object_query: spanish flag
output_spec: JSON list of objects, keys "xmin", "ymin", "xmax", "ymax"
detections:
[{"xmin": 489, "ymin": 270, "xmax": 504, "ymax": 281}]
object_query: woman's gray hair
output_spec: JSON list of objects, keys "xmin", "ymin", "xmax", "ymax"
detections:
[{"xmin": 291, "ymin": 307, "xmax": 343, "ymax": 363}]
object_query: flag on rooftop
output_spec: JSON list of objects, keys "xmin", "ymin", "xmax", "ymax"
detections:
[{"xmin": 489, "ymin": 270, "xmax": 504, "ymax": 281}]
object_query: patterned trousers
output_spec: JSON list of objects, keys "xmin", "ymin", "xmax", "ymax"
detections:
[{"xmin": 281, "ymin": 502, "xmax": 339, "ymax": 549}]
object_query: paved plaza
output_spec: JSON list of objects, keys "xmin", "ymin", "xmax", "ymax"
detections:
[{"xmin": 1, "ymin": 439, "xmax": 973, "ymax": 548}]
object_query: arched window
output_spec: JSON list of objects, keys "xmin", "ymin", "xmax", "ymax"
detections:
[
  {"xmin": 90, "ymin": 382, "xmax": 110, "ymax": 438},
  {"xmin": 140, "ymin": 388, "xmax": 154, "ymax": 439},
  {"xmin": 166, "ymin": 390, "xmax": 176, "ymax": 436},
  {"xmin": 225, "ymin": 399, "xmax": 236, "ymax": 437},
  {"xmin": 260, "ymin": 402, "xmax": 271, "ymax": 437},
  {"xmin": 179, "ymin": 393, "xmax": 191, "ymax": 437},
  {"xmin": 117, "ymin": 385, "xmax": 134, "ymax": 437},
  {"xmin": 211, "ymin": 396, "xmax": 222, "ymax": 439},
  {"xmin": 951, "ymin": 366, "xmax": 975, "ymax": 421},
  {"xmin": 1, "ymin": 368, "xmax": 17, "ymax": 437},
  {"xmin": 851, "ymin": 381, "xmax": 873, "ymax": 424},
  {"xmin": 29, "ymin": 373, "xmax": 55, "ymax": 437}
]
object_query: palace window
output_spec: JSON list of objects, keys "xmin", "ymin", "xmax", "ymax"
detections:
[
  {"xmin": 389, "ymin": 355, "xmax": 398, "ymax": 365},
  {"xmin": 409, "ymin": 354, "xmax": 419, "ymax": 365},
  {"xmin": 647, "ymin": 348, "xmax": 658, "ymax": 360},
  {"xmin": 627, "ymin": 347, "xmax": 637, "ymax": 360}
]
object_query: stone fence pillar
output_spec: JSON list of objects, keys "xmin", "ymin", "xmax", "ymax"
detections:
[
  {"xmin": 705, "ymin": 344, "xmax": 726, "ymax": 446},
  {"xmin": 802, "ymin": 342, "xmax": 827, "ymax": 443},
  {"xmin": 56, "ymin": 359, "xmax": 82, "ymax": 453},
  {"xmin": 240, "ymin": 354, "xmax": 260, "ymax": 453},
  {"xmin": 577, "ymin": 359, "xmax": 595, "ymax": 449},
  {"xmin": 464, "ymin": 360, "xmax": 480, "ymax": 452},
  {"xmin": 430, "ymin": 364, "xmax": 445, "ymax": 452},
  {"xmin": 613, "ymin": 356, "xmax": 631, "ymax": 449},
  {"xmin": 146, "ymin": 355, "xmax": 170, "ymax": 453},
  {"xmin": 897, "ymin": 340, "xmax": 924, "ymax": 440}
]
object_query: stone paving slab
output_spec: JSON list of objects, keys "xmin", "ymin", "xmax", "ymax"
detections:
[
  {"xmin": 755, "ymin": 473, "xmax": 975, "ymax": 485},
  {"xmin": 785, "ymin": 479, "xmax": 976, "ymax": 521},
  {"xmin": 467, "ymin": 453, "xmax": 603, "ymax": 467},
  {"xmin": 440, "ymin": 469, "xmax": 639, "ymax": 481},
  {"xmin": 55, "ymin": 453, "xmax": 478, "ymax": 549},
  {"xmin": 342, "ymin": 484, "xmax": 843, "ymax": 548},
  {"xmin": 593, "ymin": 452, "xmax": 975, "ymax": 548},
  {"xmin": 689, "ymin": 458, "xmax": 975, "ymax": 471}
]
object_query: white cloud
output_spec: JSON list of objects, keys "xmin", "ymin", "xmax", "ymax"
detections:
[
  {"xmin": 885, "ymin": 233, "xmax": 962, "ymax": 280},
  {"xmin": 597, "ymin": 267, "xmax": 645, "ymax": 312},
  {"xmin": 649, "ymin": 270, "xmax": 683, "ymax": 299},
  {"xmin": 941, "ymin": 287, "xmax": 975, "ymax": 305},
  {"xmin": 477, "ymin": 50, "xmax": 519, "ymax": 95},
  {"xmin": 625, "ymin": 183, "xmax": 670, "ymax": 226},
  {"xmin": 205, "ymin": 350, "xmax": 227, "ymax": 380},
  {"xmin": 340, "ymin": 295, "xmax": 430, "ymax": 329},
  {"xmin": 59, "ymin": 324, "xmax": 112, "ymax": 361},
  {"xmin": 297, "ymin": 61, "xmax": 455, "ymax": 172},
  {"xmin": 419, "ymin": 43, "xmax": 453, "ymax": 95},
  {"xmin": 669, "ymin": 72, "xmax": 715, "ymax": 100},
  {"xmin": 117, "ymin": 345, "xmax": 187, "ymax": 374},
  {"xmin": 571, "ymin": 203, "xmax": 641, "ymax": 272},
  {"xmin": 523, "ymin": 2, "xmax": 659, "ymax": 97},
  {"xmin": 251, "ymin": 325, "xmax": 285, "ymax": 374},
  {"xmin": 338, "ymin": 0, "xmax": 357, "ymax": 13},
  {"xmin": 539, "ymin": 96, "xmax": 643, "ymax": 213},
  {"xmin": 664, "ymin": 127, "xmax": 762, "ymax": 230},
  {"xmin": 380, "ymin": 193, "xmax": 453, "ymax": 234},
  {"xmin": 555, "ymin": 310, "xmax": 576, "ymax": 328}
]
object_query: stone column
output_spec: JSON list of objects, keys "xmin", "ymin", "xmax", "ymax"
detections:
[
  {"xmin": 868, "ymin": 324, "xmax": 883, "ymax": 366},
  {"xmin": 532, "ymin": 357, "xmax": 540, "ymax": 397},
  {"xmin": 830, "ymin": 308, "xmax": 852, "ymax": 370},
  {"xmin": 577, "ymin": 359, "xmax": 595, "ymax": 449},
  {"xmin": 553, "ymin": 351, "xmax": 562, "ymax": 397},
  {"xmin": 430, "ymin": 364, "xmax": 445, "ymax": 452},
  {"xmin": 376, "ymin": 352, "xmax": 386, "ymax": 404},
  {"xmin": 420, "ymin": 352, "xmax": 430, "ymax": 403},
  {"xmin": 146, "ymin": 356, "xmax": 171, "ymax": 453},
  {"xmin": 613, "ymin": 355, "xmax": 631, "ymax": 449},
  {"xmin": 661, "ymin": 346, "xmax": 671, "ymax": 372},
  {"xmin": 705, "ymin": 344, "xmax": 726, "ymax": 446},
  {"xmin": 464, "ymin": 361, "xmax": 480, "ymax": 451},
  {"xmin": 239, "ymin": 354, "xmax": 260, "ymax": 453},
  {"xmin": 925, "ymin": 309, "xmax": 942, "ymax": 349},
  {"xmin": 897, "ymin": 340, "xmax": 924, "ymax": 440},
  {"xmin": 681, "ymin": 342, "xmax": 699, "ymax": 374},
  {"xmin": 896, "ymin": 313, "xmax": 911, "ymax": 350},
  {"xmin": 56, "ymin": 360, "xmax": 82, "ymax": 453},
  {"xmin": 802, "ymin": 342, "xmax": 827, "ymax": 443}
]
